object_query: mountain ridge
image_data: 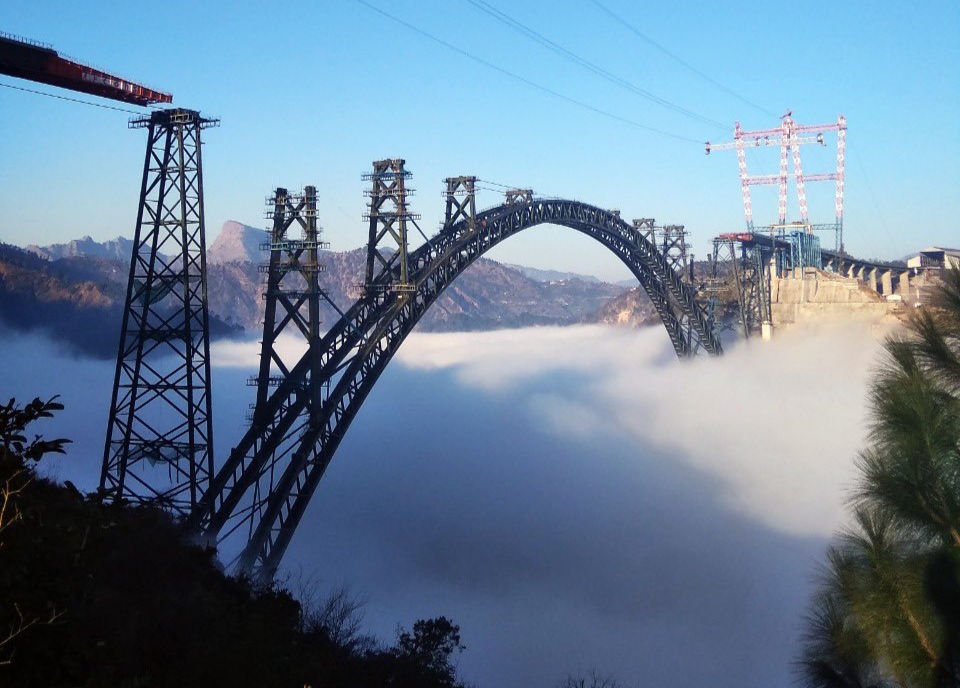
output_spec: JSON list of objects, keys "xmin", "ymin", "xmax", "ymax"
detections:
[{"xmin": 1, "ymin": 222, "xmax": 661, "ymax": 358}]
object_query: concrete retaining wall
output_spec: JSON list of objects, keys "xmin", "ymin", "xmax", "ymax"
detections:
[{"xmin": 770, "ymin": 269, "xmax": 901, "ymax": 327}]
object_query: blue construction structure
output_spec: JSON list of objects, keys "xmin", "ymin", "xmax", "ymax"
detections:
[{"xmin": 778, "ymin": 230, "xmax": 822, "ymax": 274}]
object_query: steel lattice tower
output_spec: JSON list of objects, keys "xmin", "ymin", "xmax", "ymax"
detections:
[
  {"xmin": 364, "ymin": 159, "xmax": 419, "ymax": 293},
  {"xmin": 253, "ymin": 187, "xmax": 327, "ymax": 408},
  {"xmin": 443, "ymin": 176, "xmax": 477, "ymax": 234},
  {"xmin": 632, "ymin": 218, "xmax": 656, "ymax": 245},
  {"xmin": 659, "ymin": 224, "xmax": 690, "ymax": 278},
  {"xmin": 101, "ymin": 108, "xmax": 219, "ymax": 514},
  {"xmin": 504, "ymin": 188, "xmax": 533, "ymax": 205},
  {"xmin": 234, "ymin": 186, "xmax": 329, "ymax": 569}
]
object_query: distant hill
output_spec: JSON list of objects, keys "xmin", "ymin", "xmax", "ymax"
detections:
[
  {"xmin": 2, "ymin": 222, "xmax": 666, "ymax": 357},
  {"xmin": 0, "ymin": 242, "xmax": 240, "ymax": 358},
  {"xmin": 500, "ymin": 263, "xmax": 603, "ymax": 284},
  {"xmin": 26, "ymin": 235, "xmax": 135, "ymax": 263}
]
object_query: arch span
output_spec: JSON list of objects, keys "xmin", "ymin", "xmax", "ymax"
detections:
[{"xmin": 191, "ymin": 199, "xmax": 720, "ymax": 579}]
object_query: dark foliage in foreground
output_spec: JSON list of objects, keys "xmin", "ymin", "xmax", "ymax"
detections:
[
  {"xmin": 0, "ymin": 397, "xmax": 467, "ymax": 688},
  {"xmin": 796, "ymin": 271, "xmax": 960, "ymax": 688}
]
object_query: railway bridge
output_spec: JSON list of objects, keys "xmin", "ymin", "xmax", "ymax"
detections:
[{"xmin": 188, "ymin": 167, "xmax": 721, "ymax": 581}]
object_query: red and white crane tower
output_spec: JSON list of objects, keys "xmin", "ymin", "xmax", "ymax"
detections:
[{"xmin": 706, "ymin": 111, "xmax": 846, "ymax": 252}]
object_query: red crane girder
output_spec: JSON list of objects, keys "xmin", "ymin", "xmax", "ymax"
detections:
[{"xmin": 0, "ymin": 32, "xmax": 172, "ymax": 106}]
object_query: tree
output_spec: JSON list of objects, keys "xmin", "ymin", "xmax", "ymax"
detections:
[
  {"xmin": 1, "ymin": 395, "xmax": 476, "ymax": 686},
  {"xmin": 296, "ymin": 577, "xmax": 375, "ymax": 653},
  {"xmin": 0, "ymin": 396, "xmax": 70, "ymax": 665},
  {"xmin": 557, "ymin": 669, "xmax": 629, "ymax": 688},
  {"xmin": 797, "ymin": 271, "xmax": 960, "ymax": 688},
  {"xmin": 395, "ymin": 616, "xmax": 466, "ymax": 685}
]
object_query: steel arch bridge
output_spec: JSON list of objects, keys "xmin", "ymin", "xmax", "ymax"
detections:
[{"xmin": 189, "ymin": 197, "xmax": 721, "ymax": 581}]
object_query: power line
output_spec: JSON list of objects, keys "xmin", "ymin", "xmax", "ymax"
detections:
[
  {"xmin": 846, "ymin": 147, "xmax": 890, "ymax": 239},
  {"xmin": 0, "ymin": 80, "xmax": 144, "ymax": 114},
  {"xmin": 476, "ymin": 178, "xmax": 523, "ymax": 189},
  {"xmin": 352, "ymin": 0, "xmax": 704, "ymax": 145},
  {"xmin": 463, "ymin": 0, "xmax": 727, "ymax": 130},
  {"xmin": 585, "ymin": 0, "xmax": 777, "ymax": 118}
]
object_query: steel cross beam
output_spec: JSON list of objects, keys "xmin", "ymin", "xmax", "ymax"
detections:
[{"xmin": 189, "ymin": 199, "xmax": 721, "ymax": 581}]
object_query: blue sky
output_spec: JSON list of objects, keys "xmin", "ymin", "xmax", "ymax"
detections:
[{"xmin": 1, "ymin": 0, "xmax": 957, "ymax": 280}]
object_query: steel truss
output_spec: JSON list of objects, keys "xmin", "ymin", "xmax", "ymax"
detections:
[
  {"xmin": 659, "ymin": 224, "xmax": 690, "ymax": 279},
  {"xmin": 101, "ymin": 108, "xmax": 219, "ymax": 514},
  {"xmin": 189, "ymin": 184, "xmax": 721, "ymax": 581},
  {"xmin": 712, "ymin": 236, "xmax": 772, "ymax": 339},
  {"xmin": 239, "ymin": 186, "xmax": 330, "ymax": 554},
  {"xmin": 443, "ymin": 176, "xmax": 477, "ymax": 232},
  {"xmin": 364, "ymin": 159, "xmax": 418, "ymax": 292}
]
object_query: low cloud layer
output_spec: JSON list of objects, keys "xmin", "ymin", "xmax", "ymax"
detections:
[
  {"xmin": 0, "ymin": 321, "xmax": 891, "ymax": 687},
  {"xmin": 395, "ymin": 323, "xmax": 887, "ymax": 537}
]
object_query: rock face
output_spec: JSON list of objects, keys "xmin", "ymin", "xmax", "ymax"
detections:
[
  {"xmin": 770, "ymin": 269, "xmax": 902, "ymax": 326},
  {"xmin": 586, "ymin": 287, "xmax": 659, "ymax": 327},
  {"xmin": 208, "ymin": 221, "xmax": 265, "ymax": 265}
]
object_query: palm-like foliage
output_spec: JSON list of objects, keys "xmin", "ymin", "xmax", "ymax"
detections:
[{"xmin": 798, "ymin": 271, "xmax": 960, "ymax": 688}]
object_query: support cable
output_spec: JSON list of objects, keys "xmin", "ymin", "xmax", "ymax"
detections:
[
  {"xmin": 410, "ymin": 217, "xmax": 435, "ymax": 251},
  {"xmin": 463, "ymin": 0, "xmax": 727, "ymax": 130},
  {"xmin": 352, "ymin": 0, "xmax": 703, "ymax": 144},
  {"xmin": 847, "ymin": 147, "xmax": 889, "ymax": 238},
  {"xmin": 0, "ymin": 80, "xmax": 143, "ymax": 114},
  {"xmin": 585, "ymin": 0, "xmax": 777, "ymax": 118}
]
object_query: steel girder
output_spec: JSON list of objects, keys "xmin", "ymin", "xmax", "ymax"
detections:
[{"xmin": 190, "ymin": 199, "xmax": 721, "ymax": 580}]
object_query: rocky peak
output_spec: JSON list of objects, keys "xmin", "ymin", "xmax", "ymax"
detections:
[
  {"xmin": 26, "ymin": 235, "xmax": 133, "ymax": 262},
  {"xmin": 208, "ymin": 221, "xmax": 266, "ymax": 265}
]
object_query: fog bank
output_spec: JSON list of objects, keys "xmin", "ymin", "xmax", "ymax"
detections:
[{"xmin": 0, "ymin": 321, "xmax": 891, "ymax": 687}]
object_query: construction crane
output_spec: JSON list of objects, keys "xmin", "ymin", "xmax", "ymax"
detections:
[
  {"xmin": 0, "ymin": 31, "xmax": 171, "ymax": 106},
  {"xmin": 705, "ymin": 111, "xmax": 846, "ymax": 234}
]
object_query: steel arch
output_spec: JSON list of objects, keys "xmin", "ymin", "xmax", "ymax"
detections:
[{"xmin": 190, "ymin": 199, "xmax": 721, "ymax": 580}]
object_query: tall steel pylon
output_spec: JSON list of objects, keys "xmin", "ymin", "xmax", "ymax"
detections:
[
  {"xmin": 443, "ymin": 175, "xmax": 477, "ymax": 234},
  {"xmin": 229, "ymin": 186, "xmax": 330, "ymax": 572},
  {"xmin": 364, "ymin": 158, "xmax": 419, "ymax": 293},
  {"xmin": 101, "ymin": 108, "xmax": 219, "ymax": 514},
  {"xmin": 253, "ymin": 187, "xmax": 327, "ymax": 409},
  {"xmin": 659, "ymin": 224, "xmax": 690, "ymax": 279}
]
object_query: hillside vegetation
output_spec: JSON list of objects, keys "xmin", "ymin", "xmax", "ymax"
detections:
[{"xmin": 0, "ymin": 398, "xmax": 468, "ymax": 688}]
